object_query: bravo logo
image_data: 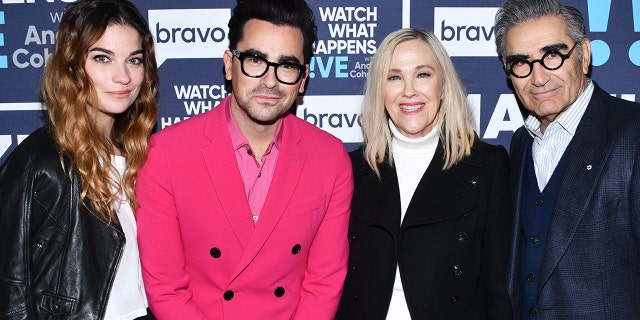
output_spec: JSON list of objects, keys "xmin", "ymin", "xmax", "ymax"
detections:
[
  {"xmin": 434, "ymin": 7, "xmax": 498, "ymax": 57},
  {"xmin": 149, "ymin": 9, "xmax": 230, "ymax": 67},
  {"xmin": 296, "ymin": 95, "xmax": 363, "ymax": 144}
]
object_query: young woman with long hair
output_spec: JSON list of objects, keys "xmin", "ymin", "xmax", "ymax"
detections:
[{"xmin": 0, "ymin": 0, "xmax": 158, "ymax": 318}]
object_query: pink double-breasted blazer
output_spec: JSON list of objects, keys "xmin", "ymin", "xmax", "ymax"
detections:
[{"xmin": 136, "ymin": 97, "xmax": 353, "ymax": 319}]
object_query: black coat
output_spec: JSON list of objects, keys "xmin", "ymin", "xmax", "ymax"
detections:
[
  {"xmin": 336, "ymin": 139, "xmax": 513, "ymax": 320},
  {"xmin": 0, "ymin": 126, "xmax": 125, "ymax": 319}
]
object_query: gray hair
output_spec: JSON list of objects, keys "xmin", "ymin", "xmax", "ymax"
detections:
[{"xmin": 494, "ymin": 0, "xmax": 586, "ymax": 62}]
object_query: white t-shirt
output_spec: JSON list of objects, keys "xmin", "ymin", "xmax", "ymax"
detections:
[{"xmin": 103, "ymin": 155, "xmax": 148, "ymax": 320}]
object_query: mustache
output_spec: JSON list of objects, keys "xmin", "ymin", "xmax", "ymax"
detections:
[{"xmin": 250, "ymin": 88, "xmax": 284, "ymax": 97}]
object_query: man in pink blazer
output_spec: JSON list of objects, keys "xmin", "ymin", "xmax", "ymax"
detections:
[{"xmin": 135, "ymin": 0, "xmax": 353, "ymax": 319}]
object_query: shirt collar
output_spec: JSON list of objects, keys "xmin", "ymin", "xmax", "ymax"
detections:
[
  {"xmin": 226, "ymin": 100, "xmax": 283, "ymax": 152},
  {"xmin": 524, "ymin": 79, "xmax": 593, "ymax": 138}
]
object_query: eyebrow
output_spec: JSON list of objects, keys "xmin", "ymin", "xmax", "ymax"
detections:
[
  {"xmin": 243, "ymin": 48, "xmax": 301, "ymax": 64},
  {"xmin": 88, "ymin": 47, "xmax": 144, "ymax": 57},
  {"xmin": 505, "ymin": 42, "xmax": 570, "ymax": 64},
  {"xmin": 388, "ymin": 64, "xmax": 435, "ymax": 73},
  {"xmin": 541, "ymin": 42, "xmax": 569, "ymax": 53}
]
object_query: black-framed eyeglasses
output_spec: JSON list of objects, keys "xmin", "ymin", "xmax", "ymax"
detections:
[
  {"xmin": 232, "ymin": 49, "xmax": 305, "ymax": 85},
  {"xmin": 505, "ymin": 42, "xmax": 579, "ymax": 78}
]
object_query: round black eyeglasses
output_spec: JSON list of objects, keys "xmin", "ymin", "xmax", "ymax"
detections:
[
  {"xmin": 232, "ymin": 49, "xmax": 305, "ymax": 85},
  {"xmin": 506, "ymin": 42, "xmax": 579, "ymax": 78}
]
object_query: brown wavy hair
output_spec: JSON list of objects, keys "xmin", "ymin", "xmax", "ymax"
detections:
[{"xmin": 41, "ymin": 0, "xmax": 158, "ymax": 224}]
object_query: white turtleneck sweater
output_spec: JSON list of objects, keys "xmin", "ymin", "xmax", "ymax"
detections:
[{"xmin": 387, "ymin": 119, "xmax": 439, "ymax": 319}]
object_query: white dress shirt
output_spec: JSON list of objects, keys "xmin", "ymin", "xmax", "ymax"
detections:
[{"xmin": 525, "ymin": 80, "xmax": 593, "ymax": 190}]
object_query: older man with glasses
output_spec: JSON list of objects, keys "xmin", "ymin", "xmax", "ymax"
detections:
[
  {"xmin": 135, "ymin": 0, "xmax": 353, "ymax": 319},
  {"xmin": 495, "ymin": 0, "xmax": 640, "ymax": 319}
]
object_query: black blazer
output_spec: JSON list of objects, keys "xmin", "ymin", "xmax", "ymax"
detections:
[{"xmin": 336, "ymin": 139, "xmax": 513, "ymax": 320}]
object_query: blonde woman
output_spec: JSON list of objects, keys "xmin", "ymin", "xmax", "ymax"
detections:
[
  {"xmin": 336, "ymin": 29, "xmax": 512, "ymax": 319},
  {"xmin": 0, "ymin": 0, "xmax": 158, "ymax": 318}
]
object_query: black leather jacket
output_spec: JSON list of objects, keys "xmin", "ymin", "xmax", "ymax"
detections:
[{"xmin": 0, "ymin": 126, "xmax": 125, "ymax": 319}]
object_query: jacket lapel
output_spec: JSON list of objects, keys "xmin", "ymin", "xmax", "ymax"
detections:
[
  {"xmin": 508, "ymin": 128, "xmax": 531, "ymax": 311},
  {"xmin": 201, "ymin": 105, "xmax": 255, "ymax": 250},
  {"xmin": 352, "ymin": 140, "xmax": 481, "ymax": 232},
  {"xmin": 402, "ymin": 141, "xmax": 478, "ymax": 228},
  {"xmin": 537, "ymin": 87, "xmax": 611, "ymax": 292},
  {"xmin": 349, "ymin": 148, "xmax": 401, "ymax": 233},
  {"xmin": 230, "ymin": 114, "xmax": 306, "ymax": 280}
]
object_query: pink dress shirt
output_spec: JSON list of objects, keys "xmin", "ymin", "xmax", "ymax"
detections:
[{"xmin": 227, "ymin": 107, "xmax": 282, "ymax": 224}]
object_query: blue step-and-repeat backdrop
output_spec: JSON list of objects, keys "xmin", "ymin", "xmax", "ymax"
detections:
[{"xmin": 1, "ymin": 0, "xmax": 638, "ymax": 165}]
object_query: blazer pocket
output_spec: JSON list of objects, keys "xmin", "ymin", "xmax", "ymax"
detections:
[
  {"xmin": 576, "ymin": 198, "xmax": 620, "ymax": 227},
  {"xmin": 287, "ymin": 201, "xmax": 324, "ymax": 217}
]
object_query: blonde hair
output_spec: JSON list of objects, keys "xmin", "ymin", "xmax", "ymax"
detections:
[
  {"xmin": 41, "ymin": 0, "xmax": 158, "ymax": 223},
  {"xmin": 361, "ymin": 28, "xmax": 476, "ymax": 178}
]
